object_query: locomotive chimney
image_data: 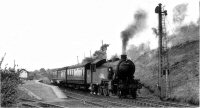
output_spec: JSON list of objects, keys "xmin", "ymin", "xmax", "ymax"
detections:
[{"xmin": 121, "ymin": 54, "xmax": 127, "ymax": 60}]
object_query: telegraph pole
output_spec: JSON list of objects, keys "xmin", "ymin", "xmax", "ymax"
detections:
[
  {"xmin": 14, "ymin": 60, "xmax": 16, "ymax": 71},
  {"xmin": 90, "ymin": 50, "xmax": 92, "ymax": 57},
  {"xmin": 77, "ymin": 56, "xmax": 79, "ymax": 64},
  {"xmin": 155, "ymin": 3, "xmax": 168, "ymax": 99},
  {"xmin": 101, "ymin": 40, "xmax": 104, "ymax": 51},
  {"xmin": 0, "ymin": 53, "xmax": 6, "ymax": 69}
]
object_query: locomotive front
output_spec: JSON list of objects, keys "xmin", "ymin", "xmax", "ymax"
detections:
[
  {"xmin": 90, "ymin": 54, "xmax": 141, "ymax": 98},
  {"xmin": 110, "ymin": 54, "xmax": 140, "ymax": 98},
  {"xmin": 115, "ymin": 55, "xmax": 135, "ymax": 81}
]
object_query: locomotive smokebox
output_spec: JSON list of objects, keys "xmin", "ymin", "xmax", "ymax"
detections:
[{"xmin": 121, "ymin": 54, "xmax": 127, "ymax": 60}]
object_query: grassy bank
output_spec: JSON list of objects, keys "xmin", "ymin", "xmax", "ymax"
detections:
[{"xmin": 134, "ymin": 40, "xmax": 199, "ymax": 105}]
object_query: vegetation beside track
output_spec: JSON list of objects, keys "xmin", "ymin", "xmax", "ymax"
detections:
[
  {"xmin": 0, "ymin": 69, "xmax": 40, "ymax": 107},
  {"xmin": 128, "ymin": 21, "xmax": 199, "ymax": 105},
  {"xmin": 1, "ymin": 69, "xmax": 22, "ymax": 107}
]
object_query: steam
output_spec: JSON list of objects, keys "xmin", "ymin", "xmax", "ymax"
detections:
[
  {"xmin": 173, "ymin": 3, "xmax": 188, "ymax": 24},
  {"xmin": 121, "ymin": 9, "xmax": 147, "ymax": 54}
]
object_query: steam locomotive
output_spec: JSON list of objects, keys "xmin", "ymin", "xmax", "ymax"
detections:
[{"xmin": 50, "ymin": 55, "xmax": 142, "ymax": 98}]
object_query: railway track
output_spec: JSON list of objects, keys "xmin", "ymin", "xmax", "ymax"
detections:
[
  {"xmin": 20, "ymin": 98, "xmax": 66, "ymax": 108},
  {"xmin": 121, "ymin": 98, "xmax": 190, "ymax": 107},
  {"xmin": 20, "ymin": 93, "xmax": 129, "ymax": 107},
  {"xmin": 39, "ymin": 83, "xmax": 192, "ymax": 107},
  {"xmin": 135, "ymin": 97, "xmax": 191, "ymax": 107},
  {"xmin": 61, "ymin": 87, "xmax": 191, "ymax": 107},
  {"xmin": 63, "ymin": 91, "xmax": 133, "ymax": 107}
]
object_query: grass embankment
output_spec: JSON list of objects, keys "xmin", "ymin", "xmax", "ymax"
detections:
[
  {"xmin": 16, "ymin": 87, "xmax": 39, "ymax": 107},
  {"xmin": 134, "ymin": 40, "xmax": 199, "ymax": 105}
]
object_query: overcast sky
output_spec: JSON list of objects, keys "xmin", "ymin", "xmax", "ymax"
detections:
[{"xmin": 0, "ymin": 0, "xmax": 198, "ymax": 71}]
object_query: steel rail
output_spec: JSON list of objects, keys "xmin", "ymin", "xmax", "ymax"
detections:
[
  {"xmin": 21, "ymin": 103, "xmax": 42, "ymax": 108},
  {"xmin": 63, "ymin": 90, "xmax": 133, "ymax": 107},
  {"xmin": 135, "ymin": 97, "xmax": 190, "ymax": 107},
  {"xmin": 62, "ymin": 88, "xmax": 192, "ymax": 107},
  {"xmin": 20, "ymin": 98, "xmax": 66, "ymax": 108}
]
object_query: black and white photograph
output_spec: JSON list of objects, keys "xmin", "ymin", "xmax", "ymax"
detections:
[{"xmin": 0, "ymin": 0, "xmax": 199, "ymax": 107}]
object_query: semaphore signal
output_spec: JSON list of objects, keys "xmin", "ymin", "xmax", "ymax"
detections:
[{"xmin": 155, "ymin": 3, "xmax": 170, "ymax": 99}]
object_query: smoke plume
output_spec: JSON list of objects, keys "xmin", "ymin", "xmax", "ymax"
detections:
[
  {"xmin": 173, "ymin": 3, "xmax": 188, "ymax": 24},
  {"xmin": 121, "ymin": 9, "xmax": 147, "ymax": 54}
]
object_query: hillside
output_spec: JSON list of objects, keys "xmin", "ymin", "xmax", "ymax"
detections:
[{"xmin": 134, "ymin": 40, "xmax": 199, "ymax": 105}]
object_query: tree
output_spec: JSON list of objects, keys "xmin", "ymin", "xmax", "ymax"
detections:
[
  {"xmin": 39, "ymin": 68, "xmax": 46, "ymax": 73},
  {"xmin": 110, "ymin": 54, "xmax": 119, "ymax": 61},
  {"xmin": 127, "ymin": 42, "xmax": 150, "ymax": 61},
  {"xmin": 168, "ymin": 22, "xmax": 199, "ymax": 47},
  {"xmin": 82, "ymin": 43, "xmax": 109, "ymax": 63},
  {"xmin": 100, "ymin": 44, "xmax": 109, "ymax": 52},
  {"xmin": 82, "ymin": 57, "xmax": 94, "ymax": 64},
  {"xmin": 93, "ymin": 44, "xmax": 109, "ymax": 59}
]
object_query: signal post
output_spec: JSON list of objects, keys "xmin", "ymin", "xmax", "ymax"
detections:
[{"xmin": 155, "ymin": 3, "xmax": 169, "ymax": 99}]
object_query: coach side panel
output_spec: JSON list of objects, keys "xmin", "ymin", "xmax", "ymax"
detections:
[
  {"xmin": 56, "ymin": 69, "xmax": 66, "ymax": 83},
  {"xmin": 66, "ymin": 67, "xmax": 85, "ymax": 84}
]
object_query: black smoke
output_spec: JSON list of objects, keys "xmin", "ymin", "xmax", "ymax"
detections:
[{"xmin": 121, "ymin": 9, "xmax": 147, "ymax": 54}]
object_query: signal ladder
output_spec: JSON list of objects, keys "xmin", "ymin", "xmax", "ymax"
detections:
[{"xmin": 161, "ymin": 6, "xmax": 170, "ymax": 99}]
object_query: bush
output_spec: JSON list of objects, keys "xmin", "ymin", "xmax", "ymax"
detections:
[
  {"xmin": 168, "ymin": 22, "xmax": 199, "ymax": 47},
  {"xmin": 188, "ymin": 96, "xmax": 199, "ymax": 105},
  {"xmin": 1, "ymin": 70, "xmax": 22, "ymax": 107}
]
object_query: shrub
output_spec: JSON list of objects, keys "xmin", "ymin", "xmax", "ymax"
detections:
[
  {"xmin": 168, "ymin": 22, "xmax": 199, "ymax": 47},
  {"xmin": 1, "ymin": 69, "xmax": 22, "ymax": 107},
  {"xmin": 188, "ymin": 96, "xmax": 199, "ymax": 105}
]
